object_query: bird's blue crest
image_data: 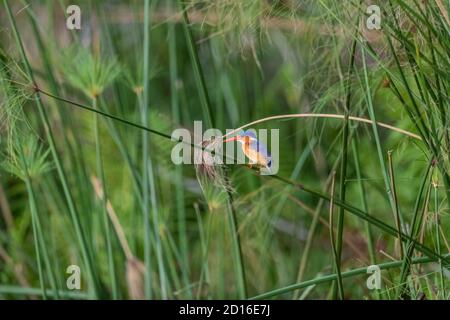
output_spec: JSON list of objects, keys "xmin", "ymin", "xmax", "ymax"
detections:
[{"xmin": 241, "ymin": 130, "xmax": 257, "ymax": 138}]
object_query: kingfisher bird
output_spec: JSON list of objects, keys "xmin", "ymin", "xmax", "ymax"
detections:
[{"xmin": 223, "ymin": 130, "xmax": 272, "ymax": 171}]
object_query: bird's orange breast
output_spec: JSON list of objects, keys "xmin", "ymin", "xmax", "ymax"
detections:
[{"xmin": 243, "ymin": 143, "xmax": 270, "ymax": 167}]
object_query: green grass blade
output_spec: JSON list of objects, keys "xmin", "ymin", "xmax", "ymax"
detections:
[
  {"xmin": 3, "ymin": 0, "xmax": 101, "ymax": 298},
  {"xmin": 179, "ymin": 0, "xmax": 214, "ymax": 128},
  {"xmin": 250, "ymin": 253, "xmax": 450, "ymax": 300},
  {"xmin": 142, "ymin": 0, "xmax": 167, "ymax": 299}
]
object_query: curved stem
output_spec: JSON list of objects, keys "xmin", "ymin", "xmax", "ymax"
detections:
[
  {"xmin": 222, "ymin": 113, "xmax": 421, "ymax": 140},
  {"xmin": 37, "ymin": 88, "xmax": 421, "ymax": 141}
]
